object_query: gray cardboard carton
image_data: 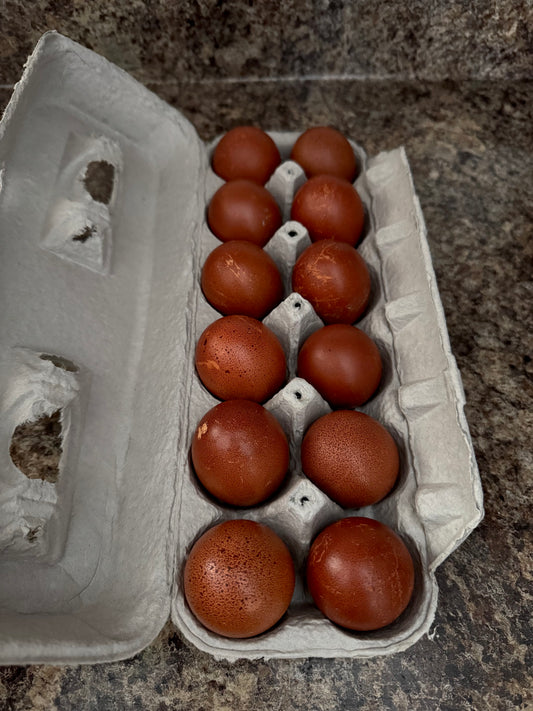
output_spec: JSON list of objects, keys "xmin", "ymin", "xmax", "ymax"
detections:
[{"xmin": 0, "ymin": 32, "xmax": 483, "ymax": 663}]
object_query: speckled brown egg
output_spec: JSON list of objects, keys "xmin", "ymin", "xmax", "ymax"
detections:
[
  {"xmin": 201, "ymin": 241, "xmax": 284, "ymax": 319},
  {"xmin": 292, "ymin": 240, "xmax": 371, "ymax": 324},
  {"xmin": 306, "ymin": 517, "xmax": 415, "ymax": 631},
  {"xmin": 290, "ymin": 175, "xmax": 365, "ymax": 246},
  {"xmin": 191, "ymin": 400, "xmax": 289, "ymax": 506},
  {"xmin": 195, "ymin": 315, "xmax": 287, "ymax": 402},
  {"xmin": 184, "ymin": 519, "xmax": 295, "ymax": 638},
  {"xmin": 297, "ymin": 324, "xmax": 382, "ymax": 408},
  {"xmin": 207, "ymin": 179, "xmax": 282, "ymax": 247},
  {"xmin": 301, "ymin": 411, "xmax": 400, "ymax": 508},
  {"xmin": 290, "ymin": 126, "xmax": 358, "ymax": 182},
  {"xmin": 212, "ymin": 126, "xmax": 281, "ymax": 185}
]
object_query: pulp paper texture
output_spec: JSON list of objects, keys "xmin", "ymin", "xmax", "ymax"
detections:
[{"xmin": 0, "ymin": 32, "xmax": 483, "ymax": 664}]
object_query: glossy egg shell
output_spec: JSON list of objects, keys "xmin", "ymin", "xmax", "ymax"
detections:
[
  {"xmin": 306, "ymin": 517, "xmax": 415, "ymax": 631},
  {"xmin": 290, "ymin": 175, "xmax": 365, "ymax": 246},
  {"xmin": 201, "ymin": 241, "xmax": 284, "ymax": 319},
  {"xmin": 292, "ymin": 240, "xmax": 371, "ymax": 324},
  {"xmin": 195, "ymin": 315, "xmax": 287, "ymax": 403},
  {"xmin": 207, "ymin": 179, "xmax": 282, "ymax": 247},
  {"xmin": 212, "ymin": 126, "xmax": 281, "ymax": 185},
  {"xmin": 301, "ymin": 410, "xmax": 399, "ymax": 507},
  {"xmin": 184, "ymin": 519, "xmax": 295, "ymax": 638},
  {"xmin": 191, "ymin": 400, "xmax": 289, "ymax": 507},
  {"xmin": 290, "ymin": 126, "xmax": 358, "ymax": 182},
  {"xmin": 297, "ymin": 324, "xmax": 382, "ymax": 408}
]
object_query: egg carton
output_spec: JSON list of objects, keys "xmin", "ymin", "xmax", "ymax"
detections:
[{"xmin": 0, "ymin": 32, "xmax": 483, "ymax": 664}]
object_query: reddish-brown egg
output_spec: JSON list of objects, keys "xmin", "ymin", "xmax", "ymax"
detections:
[
  {"xmin": 207, "ymin": 179, "xmax": 282, "ymax": 247},
  {"xmin": 184, "ymin": 519, "xmax": 295, "ymax": 638},
  {"xmin": 212, "ymin": 126, "xmax": 281, "ymax": 185},
  {"xmin": 297, "ymin": 324, "xmax": 382, "ymax": 408},
  {"xmin": 301, "ymin": 411, "xmax": 399, "ymax": 507},
  {"xmin": 195, "ymin": 315, "xmax": 286, "ymax": 402},
  {"xmin": 290, "ymin": 175, "xmax": 365, "ymax": 246},
  {"xmin": 191, "ymin": 400, "xmax": 289, "ymax": 506},
  {"xmin": 306, "ymin": 517, "xmax": 415, "ymax": 631},
  {"xmin": 290, "ymin": 126, "xmax": 358, "ymax": 182},
  {"xmin": 292, "ymin": 240, "xmax": 371, "ymax": 324},
  {"xmin": 201, "ymin": 241, "xmax": 284, "ymax": 319}
]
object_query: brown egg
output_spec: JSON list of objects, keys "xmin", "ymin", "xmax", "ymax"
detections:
[
  {"xmin": 184, "ymin": 519, "xmax": 295, "ymax": 638},
  {"xmin": 290, "ymin": 127, "xmax": 358, "ymax": 182},
  {"xmin": 195, "ymin": 315, "xmax": 287, "ymax": 402},
  {"xmin": 292, "ymin": 240, "xmax": 371, "ymax": 324},
  {"xmin": 306, "ymin": 517, "xmax": 415, "ymax": 631},
  {"xmin": 297, "ymin": 325, "xmax": 382, "ymax": 408},
  {"xmin": 207, "ymin": 179, "xmax": 282, "ymax": 247},
  {"xmin": 290, "ymin": 175, "xmax": 365, "ymax": 246},
  {"xmin": 201, "ymin": 241, "xmax": 284, "ymax": 319},
  {"xmin": 301, "ymin": 411, "xmax": 399, "ymax": 507},
  {"xmin": 191, "ymin": 400, "xmax": 289, "ymax": 506},
  {"xmin": 212, "ymin": 126, "xmax": 282, "ymax": 185}
]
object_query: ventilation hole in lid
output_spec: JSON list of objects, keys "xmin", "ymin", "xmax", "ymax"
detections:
[
  {"xmin": 294, "ymin": 391, "xmax": 302, "ymax": 400},
  {"xmin": 288, "ymin": 230, "xmax": 298, "ymax": 238},
  {"xmin": 84, "ymin": 160, "xmax": 115, "ymax": 204},
  {"xmin": 300, "ymin": 496, "xmax": 309, "ymax": 506},
  {"xmin": 293, "ymin": 301, "xmax": 301, "ymax": 309},
  {"xmin": 10, "ymin": 410, "xmax": 63, "ymax": 484},
  {"xmin": 72, "ymin": 225, "xmax": 95, "ymax": 243},
  {"xmin": 40, "ymin": 354, "xmax": 78, "ymax": 373}
]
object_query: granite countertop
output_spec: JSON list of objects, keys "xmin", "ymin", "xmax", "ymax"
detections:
[{"xmin": 0, "ymin": 73, "xmax": 532, "ymax": 709}]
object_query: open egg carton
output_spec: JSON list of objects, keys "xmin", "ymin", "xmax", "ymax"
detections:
[{"xmin": 0, "ymin": 32, "xmax": 483, "ymax": 664}]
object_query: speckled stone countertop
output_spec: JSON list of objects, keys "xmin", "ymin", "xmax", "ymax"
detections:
[
  {"xmin": 1, "ymin": 1, "xmax": 532, "ymax": 83},
  {"xmin": 1, "ymin": 74, "xmax": 531, "ymax": 710}
]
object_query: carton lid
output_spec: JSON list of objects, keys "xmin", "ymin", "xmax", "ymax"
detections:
[{"xmin": 0, "ymin": 32, "xmax": 205, "ymax": 663}]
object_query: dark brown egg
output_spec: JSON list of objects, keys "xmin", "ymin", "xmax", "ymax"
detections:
[
  {"xmin": 201, "ymin": 241, "xmax": 284, "ymax": 319},
  {"xmin": 301, "ymin": 411, "xmax": 399, "ymax": 508},
  {"xmin": 306, "ymin": 517, "xmax": 415, "ymax": 631},
  {"xmin": 290, "ymin": 175, "xmax": 365, "ymax": 246},
  {"xmin": 292, "ymin": 240, "xmax": 371, "ymax": 324},
  {"xmin": 212, "ymin": 126, "xmax": 282, "ymax": 185},
  {"xmin": 290, "ymin": 127, "xmax": 358, "ymax": 182},
  {"xmin": 191, "ymin": 400, "xmax": 289, "ymax": 507},
  {"xmin": 207, "ymin": 179, "xmax": 282, "ymax": 247},
  {"xmin": 297, "ymin": 324, "xmax": 382, "ymax": 408},
  {"xmin": 184, "ymin": 519, "xmax": 295, "ymax": 638},
  {"xmin": 195, "ymin": 315, "xmax": 286, "ymax": 402}
]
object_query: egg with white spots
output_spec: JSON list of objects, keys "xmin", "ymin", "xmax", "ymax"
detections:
[
  {"xmin": 191, "ymin": 400, "xmax": 289, "ymax": 506},
  {"xmin": 195, "ymin": 315, "xmax": 287, "ymax": 402}
]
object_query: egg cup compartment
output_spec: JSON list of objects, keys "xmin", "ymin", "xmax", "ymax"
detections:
[{"xmin": 0, "ymin": 33, "xmax": 482, "ymax": 664}]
